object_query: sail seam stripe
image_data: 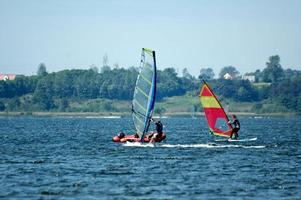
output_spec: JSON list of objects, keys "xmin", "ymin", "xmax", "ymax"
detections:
[
  {"xmin": 136, "ymin": 87, "xmax": 149, "ymax": 98},
  {"xmin": 140, "ymin": 74, "xmax": 152, "ymax": 85},
  {"xmin": 142, "ymin": 63, "xmax": 152, "ymax": 70},
  {"xmin": 143, "ymin": 48, "xmax": 153, "ymax": 56},
  {"xmin": 133, "ymin": 114, "xmax": 144, "ymax": 127},
  {"xmin": 133, "ymin": 99, "xmax": 147, "ymax": 112}
]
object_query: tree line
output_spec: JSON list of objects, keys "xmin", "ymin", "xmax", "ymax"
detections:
[{"xmin": 0, "ymin": 55, "xmax": 300, "ymax": 113}]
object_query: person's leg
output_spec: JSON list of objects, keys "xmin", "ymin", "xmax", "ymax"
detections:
[
  {"xmin": 236, "ymin": 130, "xmax": 239, "ymax": 139},
  {"xmin": 229, "ymin": 130, "xmax": 234, "ymax": 139},
  {"xmin": 233, "ymin": 128, "xmax": 238, "ymax": 139},
  {"xmin": 152, "ymin": 133, "xmax": 158, "ymax": 142}
]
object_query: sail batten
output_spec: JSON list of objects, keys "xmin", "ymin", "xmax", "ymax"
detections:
[
  {"xmin": 133, "ymin": 113, "xmax": 144, "ymax": 124},
  {"xmin": 132, "ymin": 48, "xmax": 157, "ymax": 141},
  {"xmin": 136, "ymin": 87, "xmax": 149, "ymax": 98},
  {"xmin": 140, "ymin": 74, "xmax": 152, "ymax": 85},
  {"xmin": 199, "ymin": 81, "xmax": 233, "ymax": 138},
  {"xmin": 133, "ymin": 99, "xmax": 147, "ymax": 112}
]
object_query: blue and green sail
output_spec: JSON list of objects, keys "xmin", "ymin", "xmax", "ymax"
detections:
[{"xmin": 132, "ymin": 48, "xmax": 157, "ymax": 141}]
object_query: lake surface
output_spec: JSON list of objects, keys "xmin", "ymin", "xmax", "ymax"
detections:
[{"xmin": 0, "ymin": 116, "xmax": 300, "ymax": 199}]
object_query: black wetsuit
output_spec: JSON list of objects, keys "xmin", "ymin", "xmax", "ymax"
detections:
[
  {"xmin": 118, "ymin": 132, "xmax": 125, "ymax": 138},
  {"xmin": 230, "ymin": 119, "xmax": 240, "ymax": 139},
  {"xmin": 155, "ymin": 121, "xmax": 163, "ymax": 137}
]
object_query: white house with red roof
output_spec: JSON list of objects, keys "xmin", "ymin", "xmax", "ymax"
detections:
[{"xmin": 0, "ymin": 74, "xmax": 16, "ymax": 81}]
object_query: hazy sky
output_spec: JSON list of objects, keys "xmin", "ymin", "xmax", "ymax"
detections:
[{"xmin": 0, "ymin": 0, "xmax": 300, "ymax": 76}]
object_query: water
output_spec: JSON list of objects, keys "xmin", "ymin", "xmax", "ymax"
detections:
[{"xmin": 0, "ymin": 116, "xmax": 300, "ymax": 199}]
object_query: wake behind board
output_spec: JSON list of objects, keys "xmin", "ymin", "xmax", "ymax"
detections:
[
  {"xmin": 123, "ymin": 142, "xmax": 155, "ymax": 148},
  {"xmin": 228, "ymin": 137, "xmax": 257, "ymax": 142},
  {"xmin": 214, "ymin": 137, "xmax": 257, "ymax": 142}
]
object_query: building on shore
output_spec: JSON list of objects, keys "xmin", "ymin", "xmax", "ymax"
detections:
[
  {"xmin": 0, "ymin": 74, "xmax": 17, "ymax": 81},
  {"xmin": 242, "ymin": 73, "xmax": 255, "ymax": 82}
]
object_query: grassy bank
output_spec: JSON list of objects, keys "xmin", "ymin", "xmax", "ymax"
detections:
[
  {"xmin": 0, "ymin": 111, "xmax": 297, "ymax": 118},
  {"xmin": 1, "ymin": 94, "xmax": 299, "ymax": 117}
]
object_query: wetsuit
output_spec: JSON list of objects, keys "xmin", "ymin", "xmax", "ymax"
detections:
[
  {"xmin": 230, "ymin": 119, "xmax": 240, "ymax": 139},
  {"xmin": 155, "ymin": 121, "xmax": 163, "ymax": 137},
  {"xmin": 118, "ymin": 132, "xmax": 125, "ymax": 138}
]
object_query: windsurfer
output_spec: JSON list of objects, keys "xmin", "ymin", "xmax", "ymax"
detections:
[
  {"xmin": 228, "ymin": 114, "xmax": 240, "ymax": 139},
  {"xmin": 148, "ymin": 119, "xmax": 163, "ymax": 143},
  {"xmin": 133, "ymin": 132, "xmax": 139, "ymax": 138},
  {"xmin": 117, "ymin": 131, "xmax": 125, "ymax": 139}
]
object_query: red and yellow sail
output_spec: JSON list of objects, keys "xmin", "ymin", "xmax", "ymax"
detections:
[{"xmin": 199, "ymin": 81, "xmax": 233, "ymax": 137}]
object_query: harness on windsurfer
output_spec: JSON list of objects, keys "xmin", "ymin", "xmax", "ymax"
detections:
[{"xmin": 228, "ymin": 114, "xmax": 240, "ymax": 139}]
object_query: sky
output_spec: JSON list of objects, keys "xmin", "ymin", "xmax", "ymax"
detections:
[{"xmin": 0, "ymin": 0, "xmax": 300, "ymax": 77}]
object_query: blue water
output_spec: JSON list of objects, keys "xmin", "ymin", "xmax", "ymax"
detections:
[{"xmin": 0, "ymin": 116, "xmax": 300, "ymax": 199}]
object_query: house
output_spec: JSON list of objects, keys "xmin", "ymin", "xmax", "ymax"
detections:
[
  {"xmin": 242, "ymin": 74, "xmax": 255, "ymax": 82},
  {"xmin": 0, "ymin": 74, "xmax": 16, "ymax": 81},
  {"xmin": 223, "ymin": 73, "xmax": 234, "ymax": 80}
]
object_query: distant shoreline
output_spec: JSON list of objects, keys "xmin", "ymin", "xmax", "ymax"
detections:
[{"xmin": 0, "ymin": 111, "xmax": 298, "ymax": 117}]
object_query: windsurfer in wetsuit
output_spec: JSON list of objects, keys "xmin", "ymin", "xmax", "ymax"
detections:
[
  {"xmin": 133, "ymin": 132, "xmax": 139, "ymax": 138},
  {"xmin": 228, "ymin": 114, "xmax": 240, "ymax": 139},
  {"xmin": 117, "ymin": 131, "xmax": 125, "ymax": 139},
  {"xmin": 149, "ymin": 119, "xmax": 163, "ymax": 143}
]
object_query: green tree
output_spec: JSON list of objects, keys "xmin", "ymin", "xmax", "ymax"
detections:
[
  {"xmin": 20, "ymin": 95, "xmax": 33, "ymax": 112},
  {"xmin": 103, "ymin": 53, "xmax": 109, "ymax": 67},
  {"xmin": 0, "ymin": 101, "xmax": 5, "ymax": 111},
  {"xmin": 33, "ymin": 76, "xmax": 55, "ymax": 110},
  {"xmin": 297, "ymin": 95, "xmax": 301, "ymax": 113},
  {"xmin": 113, "ymin": 63, "xmax": 119, "ymax": 69},
  {"xmin": 58, "ymin": 98, "xmax": 69, "ymax": 111},
  {"xmin": 37, "ymin": 63, "xmax": 48, "ymax": 76},
  {"xmin": 90, "ymin": 64, "xmax": 99, "ymax": 73},
  {"xmin": 214, "ymin": 79, "xmax": 236, "ymax": 98},
  {"xmin": 157, "ymin": 68, "xmax": 185, "ymax": 100},
  {"xmin": 283, "ymin": 69, "xmax": 301, "ymax": 81},
  {"xmin": 182, "ymin": 68, "xmax": 194, "ymax": 80},
  {"xmin": 262, "ymin": 55, "xmax": 284, "ymax": 83},
  {"xmin": 101, "ymin": 65, "xmax": 111, "ymax": 73},
  {"xmin": 181, "ymin": 68, "xmax": 196, "ymax": 92},
  {"xmin": 254, "ymin": 69, "xmax": 262, "ymax": 82},
  {"xmin": 219, "ymin": 66, "xmax": 239, "ymax": 79},
  {"xmin": 212, "ymin": 79, "xmax": 258, "ymax": 102},
  {"xmin": 268, "ymin": 77, "xmax": 301, "ymax": 111},
  {"xmin": 53, "ymin": 70, "xmax": 75, "ymax": 98},
  {"xmin": 7, "ymin": 98, "xmax": 21, "ymax": 111},
  {"xmin": 199, "ymin": 68, "xmax": 215, "ymax": 81},
  {"xmin": 98, "ymin": 68, "xmax": 137, "ymax": 100},
  {"xmin": 0, "ymin": 80, "xmax": 15, "ymax": 98},
  {"xmin": 74, "ymin": 70, "xmax": 99, "ymax": 99}
]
